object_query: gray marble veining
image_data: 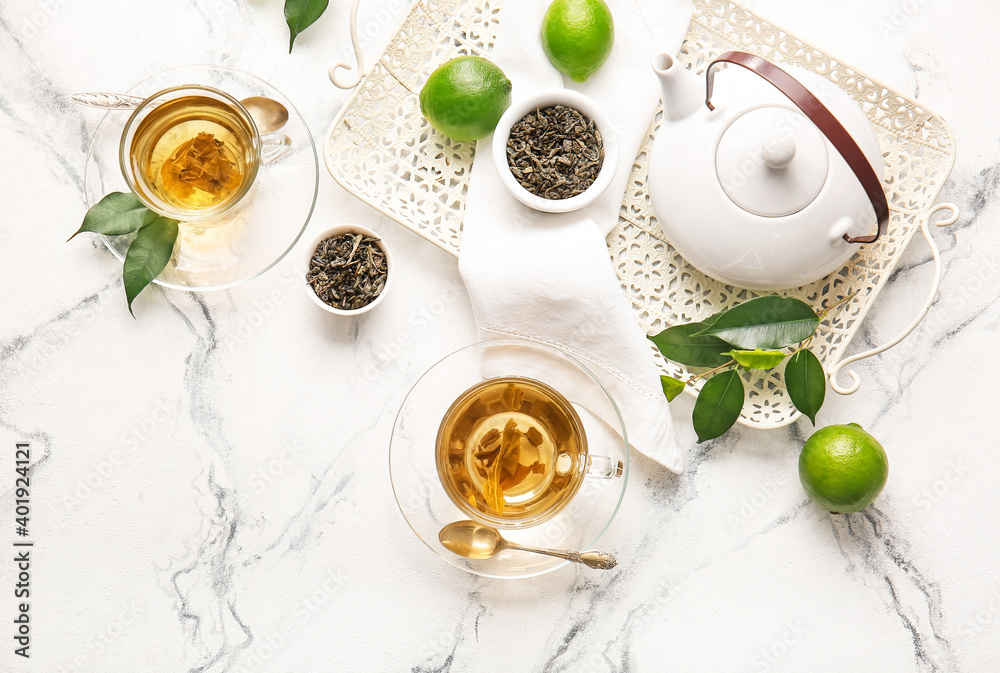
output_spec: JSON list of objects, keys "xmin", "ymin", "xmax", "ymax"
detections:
[{"xmin": 1, "ymin": 0, "xmax": 998, "ymax": 671}]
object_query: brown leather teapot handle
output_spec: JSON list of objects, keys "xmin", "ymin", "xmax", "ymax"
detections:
[{"xmin": 705, "ymin": 51, "xmax": 888, "ymax": 244}]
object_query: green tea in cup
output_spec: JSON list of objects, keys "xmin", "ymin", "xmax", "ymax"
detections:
[
  {"xmin": 436, "ymin": 376, "xmax": 622, "ymax": 528},
  {"xmin": 120, "ymin": 85, "xmax": 288, "ymax": 223},
  {"xmin": 133, "ymin": 95, "xmax": 251, "ymax": 211}
]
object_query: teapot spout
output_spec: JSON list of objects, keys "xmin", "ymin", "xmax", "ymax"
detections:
[{"xmin": 652, "ymin": 53, "xmax": 705, "ymax": 122}]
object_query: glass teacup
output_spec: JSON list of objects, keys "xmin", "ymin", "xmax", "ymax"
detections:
[
  {"xmin": 118, "ymin": 84, "xmax": 290, "ymax": 224},
  {"xmin": 436, "ymin": 375, "xmax": 624, "ymax": 529}
]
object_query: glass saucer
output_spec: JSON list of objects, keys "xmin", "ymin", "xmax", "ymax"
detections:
[
  {"xmin": 82, "ymin": 65, "xmax": 319, "ymax": 291},
  {"xmin": 389, "ymin": 339, "xmax": 629, "ymax": 579}
]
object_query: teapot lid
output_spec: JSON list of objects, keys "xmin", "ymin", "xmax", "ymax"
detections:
[
  {"xmin": 715, "ymin": 106, "xmax": 829, "ymax": 218},
  {"xmin": 704, "ymin": 51, "xmax": 889, "ymax": 243}
]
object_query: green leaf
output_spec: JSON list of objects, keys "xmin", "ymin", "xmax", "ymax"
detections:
[
  {"xmin": 692, "ymin": 369, "xmax": 744, "ymax": 443},
  {"xmin": 649, "ymin": 323, "xmax": 733, "ymax": 368},
  {"xmin": 123, "ymin": 216, "xmax": 178, "ymax": 316},
  {"xmin": 284, "ymin": 0, "xmax": 330, "ymax": 52},
  {"xmin": 660, "ymin": 375, "xmax": 686, "ymax": 402},
  {"xmin": 726, "ymin": 348, "xmax": 787, "ymax": 370},
  {"xmin": 70, "ymin": 192, "xmax": 157, "ymax": 240},
  {"xmin": 700, "ymin": 307, "xmax": 728, "ymax": 329},
  {"xmin": 785, "ymin": 349, "xmax": 826, "ymax": 425},
  {"xmin": 691, "ymin": 296, "xmax": 820, "ymax": 349}
]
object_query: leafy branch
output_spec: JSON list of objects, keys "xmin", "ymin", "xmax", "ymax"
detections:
[
  {"xmin": 687, "ymin": 359, "xmax": 736, "ymax": 384},
  {"xmin": 70, "ymin": 192, "xmax": 178, "ymax": 317},
  {"xmin": 650, "ymin": 295, "xmax": 845, "ymax": 442}
]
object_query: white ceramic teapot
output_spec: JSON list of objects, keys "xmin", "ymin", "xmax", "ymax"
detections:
[{"xmin": 648, "ymin": 51, "xmax": 889, "ymax": 290}]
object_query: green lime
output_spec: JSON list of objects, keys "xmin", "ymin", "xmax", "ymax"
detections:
[
  {"xmin": 541, "ymin": 0, "xmax": 615, "ymax": 83},
  {"xmin": 419, "ymin": 56, "xmax": 512, "ymax": 141},
  {"xmin": 799, "ymin": 423, "xmax": 889, "ymax": 513}
]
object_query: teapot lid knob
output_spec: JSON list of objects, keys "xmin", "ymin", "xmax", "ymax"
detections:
[
  {"xmin": 715, "ymin": 107, "xmax": 828, "ymax": 218},
  {"xmin": 762, "ymin": 135, "xmax": 796, "ymax": 169}
]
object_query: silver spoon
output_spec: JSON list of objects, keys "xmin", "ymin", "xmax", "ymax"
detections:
[
  {"xmin": 438, "ymin": 520, "xmax": 618, "ymax": 570},
  {"xmin": 70, "ymin": 92, "xmax": 290, "ymax": 135}
]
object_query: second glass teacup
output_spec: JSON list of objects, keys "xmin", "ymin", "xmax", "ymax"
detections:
[
  {"xmin": 119, "ymin": 84, "xmax": 290, "ymax": 224},
  {"xmin": 436, "ymin": 375, "xmax": 624, "ymax": 529}
]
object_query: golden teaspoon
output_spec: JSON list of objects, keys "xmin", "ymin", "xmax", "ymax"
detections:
[
  {"xmin": 438, "ymin": 520, "xmax": 618, "ymax": 570},
  {"xmin": 70, "ymin": 92, "xmax": 290, "ymax": 135}
]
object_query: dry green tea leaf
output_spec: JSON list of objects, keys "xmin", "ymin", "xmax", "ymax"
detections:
[
  {"xmin": 483, "ymin": 478, "xmax": 503, "ymax": 513},
  {"xmin": 497, "ymin": 419, "xmax": 522, "ymax": 478},
  {"xmin": 501, "ymin": 384, "xmax": 524, "ymax": 411},
  {"xmin": 479, "ymin": 428, "xmax": 500, "ymax": 448},
  {"xmin": 484, "ymin": 419, "xmax": 524, "ymax": 514},
  {"xmin": 506, "ymin": 105, "xmax": 604, "ymax": 199}
]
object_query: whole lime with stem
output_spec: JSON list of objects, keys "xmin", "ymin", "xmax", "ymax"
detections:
[
  {"xmin": 419, "ymin": 56, "xmax": 512, "ymax": 142},
  {"xmin": 799, "ymin": 423, "xmax": 888, "ymax": 514},
  {"xmin": 541, "ymin": 0, "xmax": 615, "ymax": 83}
]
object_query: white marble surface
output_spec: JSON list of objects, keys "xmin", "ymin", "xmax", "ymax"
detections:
[{"xmin": 1, "ymin": 0, "xmax": 999, "ymax": 671}]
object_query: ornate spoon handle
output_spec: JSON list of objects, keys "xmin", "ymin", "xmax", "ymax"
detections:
[
  {"xmin": 70, "ymin": 92, "xmax": 147, "ymax": 110},
  {"xmin": 504, "ymin": 542, "xmax": 618, "ymax": 570}
]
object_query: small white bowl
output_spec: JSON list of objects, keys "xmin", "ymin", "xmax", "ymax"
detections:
[
  {"xmin": 492, "ymin": 88, "xmax": 620, "ymax": 213},
  {"xmin": 303, "ymin": 224, "xmax": 392, "ymax": 315}
]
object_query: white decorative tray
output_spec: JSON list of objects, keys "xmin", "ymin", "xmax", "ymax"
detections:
[{"xmin": 325, "ymin": 0, "xmax": 958, "ymax": 429}]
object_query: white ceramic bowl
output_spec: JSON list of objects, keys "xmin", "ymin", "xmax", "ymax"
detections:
[
  {"xmin": 303, "ymin": 224, "xmax": 392, "ymax": 315},
  {"xmin": 492, "ymin": 88, "xmax": 620, "ymax": 213}
]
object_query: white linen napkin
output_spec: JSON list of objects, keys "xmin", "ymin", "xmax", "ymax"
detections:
[{"xmin": 458, "ymin": 0, "xmax": 691, "ymax": 473}]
